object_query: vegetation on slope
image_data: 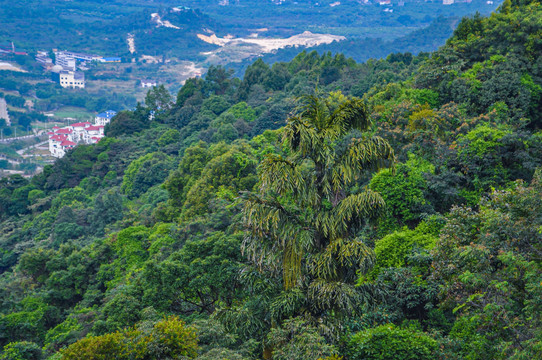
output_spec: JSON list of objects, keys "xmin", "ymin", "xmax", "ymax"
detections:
[{"xmin": 0, "ymin": 1, "xmax": 541, "ymax": 359}]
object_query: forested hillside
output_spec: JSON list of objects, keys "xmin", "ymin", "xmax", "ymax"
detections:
[{"xmin": 1, "ymin": 0, "xmax": 541, "ymax": 359}]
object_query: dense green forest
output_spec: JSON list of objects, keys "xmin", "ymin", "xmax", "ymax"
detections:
[{"xmin": 1, "ymin": 0, "xmax": 542, "ymax": 359}]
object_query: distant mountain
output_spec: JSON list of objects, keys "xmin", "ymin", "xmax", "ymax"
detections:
[
  {"xmin": 229, "ymin": 16, "xmax": 458, "ymax": 74},
  {"xmin": 0, "ymin": 0, "xmax": 500, "ymax": 62}
]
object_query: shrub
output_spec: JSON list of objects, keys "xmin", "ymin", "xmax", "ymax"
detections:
[
  {"xmin": 347, "ymin": 324, "xmax": 437, "ymax": 360},
  {"xmin": 1, "ymin": 341, "xmax": 43, "ymax": 360},
  {"xmin": 60, "ymin": 316, "xmax": 198, "ymax": 360},
  {"xmin": 374, "ymin": 229, "xmax": 436, "ymax": 270}
]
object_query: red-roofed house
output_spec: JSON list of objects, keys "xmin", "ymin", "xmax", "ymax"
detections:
[
  {"xmin": 83, "ymin": 125, "xmax": 104, "ymax": 142},
  {"xmin": 49, "ymin": 133, "xmax": 69, "ymax": 157},
  {"xmin": 70, "ymin": 121, "xmax": 92, "ymax": 141},
  {"xmin": 70, "ymin": 122, "xmax": 92, "ymax": 128},
  {"xmin": 47, "ymin": 111, "xmax": 113, "ymax": 157},
  {"xmin": 55, "ymin": 128, "xmax": 73, "ymax": 135},
  {"xmin": 60, "ymin": 140, "xmax": 76, "ymax": 147},
  {"xmin": 89, "ymin": 136, "xmax": 104, "ymax": 144}
]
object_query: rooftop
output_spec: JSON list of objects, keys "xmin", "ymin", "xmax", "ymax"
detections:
[
  {"xmin": 70, "ymin": 122, "xmax": 92, "ymax": 127},
  {"xmin": 55, "ymin": 128, "xmax": 73, "ymax": 134},
  {"xmin": 96, "ymin": 110, "xmax": 117, "ymax": 119},
  {"xmin": 60, "ymin": 140, "xmax": 77, "ymax": 147}
]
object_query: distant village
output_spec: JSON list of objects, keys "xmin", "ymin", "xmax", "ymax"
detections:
[
  {"xmin": 47, "ymin": 110, "xmax": 116, "ymax": 158},
  {"xmin": 35, "ymin": 50, "xmax": 121, "ymax": 89},
  {"xmin": 32, "ymin": 49, "xmax": 160, "ymax": 91}
]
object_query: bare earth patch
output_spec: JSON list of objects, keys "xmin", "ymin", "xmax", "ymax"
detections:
[
  {"xmin": 197, "ymin": 31, "xmax": 345, "ymax": 64},
  {"xmin": 197, "ymin": 31, "xmax": 345, "ymax": 53},
  {"xmin": 0, "ymin": 62, "xmax": 26, "ymax": 72}
]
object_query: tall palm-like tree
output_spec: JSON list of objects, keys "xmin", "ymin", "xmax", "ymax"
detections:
[{"xmin": 242, "ymin": 92, "xmax": 395, "ymax": 327}]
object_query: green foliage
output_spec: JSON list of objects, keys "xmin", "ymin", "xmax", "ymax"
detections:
[
  {"xmin": 157, "ymin": 129, "xmax": 181, "ymax": 147},
  {"xmin": 457, "ymin": 124, "xmax": 510, "ymax": 158},
  {"xmin": 140, "ymin": 231, "xmax": 245, "ymax": 314},
  {"xmin": 1, "ymin": 5, "xmax": 542, "ymax": 359},
  {"xmin": 227, "ymin": 102, "xmax": 257, "ymax": 122},
  {"xmin": 112, "ymin": 226, "xmax": 151, "ymax": 278},
  {"xmin": 145, "ymin": 85, "xmax": 173, "ymax": 114},
  {"xmin": 178, "ymin": 142, "xmax": 258, "ymax": 220},
  {"xmin": 267, "ymin": 317, "xmax": 339, "ymax": 360},
  {"xmin": 105, "ymin": 106, "xmax": 150, "ymax": 137},
  {"xmin": 347, "ymin": 324, "xmax": 437, "ymax": 360},
  {"xmin": 121, "ymin": 152, "xmax": 174, "ymax": 199},
  {"xmin": 432, "ymin": 171, "xmax": 542, "ymax": 358},
  {"xmin": 0, "ymin": 297, "xmax": 49, "ymax": 346},
  {"xmin": 374, "ymin": 228, "xmax": 436, "ymax": 271},
  {"xmin": 61, "ymin": 316, "xmax": 198, "ymax": 360},
  {"xmin": 370, "ymin": 155, "xmax": 434, "ymax": 232},
  {"xmin": 201, "ymin": 95, "xmax": 231, "ymax": 116},
  {"xmin": 240, "ymin": 91, "xmax": 395, "ymax": 335},
  {"xmin": 1, "ymin": 341, "xmax": 42, "ymax": 360}
]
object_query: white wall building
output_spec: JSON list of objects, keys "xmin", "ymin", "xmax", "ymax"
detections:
[
  {"xmin": 48, "ymin": 134, "xmax": 76, "ymax": 158},
  {"xmin": 55, "ymin": 52, "xmax": 77, "ymax": 71},
  {"xmin": 47, "ymin": 112, "xmax": 110, "ymax": 157},
  {"xmin": 141, "ymin": 80, "xmax": 157, "ymax": 88},
  {"xmin": 95, "ymin": 110, "xmax": 117, "ymax": 126},
  {"xmin": 59, "ymin": 71, "xmax": 85, "ymax": 89}
]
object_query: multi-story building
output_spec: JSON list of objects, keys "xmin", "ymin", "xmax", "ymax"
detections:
[
  {"xmin": 48, "ymin": 134, "xmax": 76, "ymax": 158},
  {"xmin": 55, "ymin": 52, "xmax": 77, "ymax": 71},
  {"xmin": 95, "ymin": 110, "xmax": 117, "ymax": 126},
  {"xmin": 47, "ymin": 116, "xmax": 107, "ymax": 157},
  {"xmin": 58, "ymin": 70, "xmax": 85, "ymax": 89},
  {"xmin": 36, "ymin": 51, "xmax": 53, "ymax": 69}
]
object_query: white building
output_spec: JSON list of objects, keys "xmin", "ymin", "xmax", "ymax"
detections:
[
  {"xmin": 82, "ymin": 125, "xmax": 105, "ymax": 143},
  {"xmin": 141, "ymin": 80, "xmax": 157, "ymax": 88},
  {"xmin": 48, "ymin": 134, "xmax": 77, "ymax": 158},
  {"xmin": 62, "ymin": 51, "xmax": 102, "ymax": 62},
  {"xmin": 95, "ymin": 110, "xmax": 117, "ymax": 126},
  {"xmin": 36, "ymin": 51, "xmax": 53, "ymax": 68},
  {"xmin": 70, "ymin": 122, "xmax": 93, "ymax": 141},
  {"xmin": 55, "ymin": 52, "xmax": 77, "ymax": 71},
  {"xmin": 59, "ymin": 71, "xmax": 85, "ymax": 89},
  {"xmin": 47, "ymin": 118, "xmax": 106, "ymax": 157}
]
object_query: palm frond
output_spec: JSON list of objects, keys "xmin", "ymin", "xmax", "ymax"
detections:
[
  {"xmin": 330, "ymin": 97, "xmax": 371, "ymax": 134},
  {"xmin": 308, "ymin": 279, "xmax": 363, "ymax": 314},
  {"xmin": 334, "ymin": 190, "xmax": 386, "ymax": 230},
  {"xmin": 259, "ymin": 154, "xmax": 304, "ymax": 195},
  {"xmin": 347, "ymin": 135, "xmax": 396, "ymax": 172},
  {"xmin": 270, "ymin": 288, "xmax": 307, "ymax": 322}
]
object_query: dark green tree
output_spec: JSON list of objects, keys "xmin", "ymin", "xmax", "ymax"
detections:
[{"xmin": 241, "ymin": 92, "xmax": 395, "ymax": 330}]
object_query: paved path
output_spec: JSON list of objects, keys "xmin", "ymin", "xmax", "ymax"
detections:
[
  {"xmin": 0, "ymin": 134, "xmax": 39, "ymax": 143},
  {"xmin": 16, "ymin": 140, "xmax": 49, "ymax": 157}
]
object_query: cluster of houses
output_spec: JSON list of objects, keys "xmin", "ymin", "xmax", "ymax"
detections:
[
  {"xmin": 36, "ymin": 50, "xmax": 122, "ymax": 89},
  {"xmin": 48, "ymin": 110, "xmax": 116, "ymax": 158}
]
